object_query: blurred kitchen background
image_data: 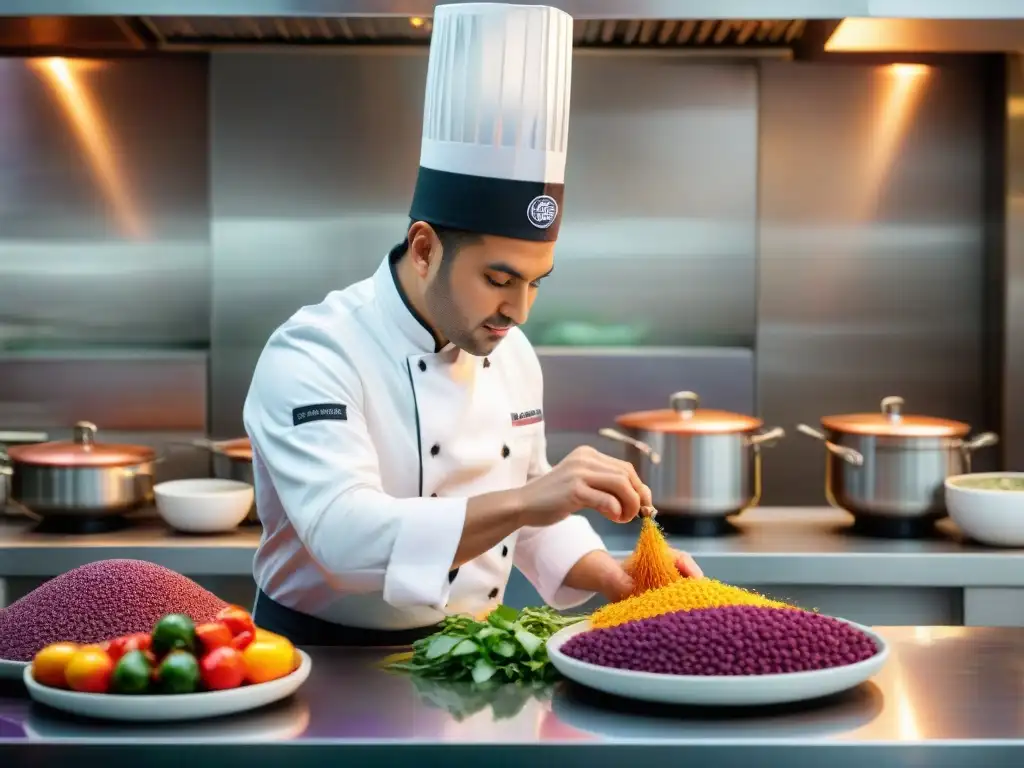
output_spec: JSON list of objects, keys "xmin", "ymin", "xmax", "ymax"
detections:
[{"xmin": 1, "ymin": 6, "xmax": 1023, "ymax": 508}]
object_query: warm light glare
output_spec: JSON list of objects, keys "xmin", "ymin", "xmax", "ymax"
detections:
[
  {"xmin": 825, "ymin": 18, "xmax": 929, "ymax": 52},
  {"xmin": 892, "ymin": 660, "xmax": 922, "ymax": 741},
  {"xmin": 853, "ymin": 63, "xmax": 933, "ymax": 220},
  {"xmin": 912, "ymin": 626, "xmax": 969, "ymax": 644},
  {"xmin": 888, "ymin": 63, "xmax": 930, "ymax": 78},
  {"xmin": 410, "ymin": 16, "xmax": 426, "ymax": 28},
  {"xmin": 27, "ymin": 56, "xmax": 146, "ymax": 240}
]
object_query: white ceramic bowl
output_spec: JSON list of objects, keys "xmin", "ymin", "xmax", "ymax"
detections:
[
  {"xmin": 154, "ymin": 478, "xmax": 254, "ymax": 533},
  {"xmin": 946, "ymin": 472, "xmax": 1024, "ymax": 547}
]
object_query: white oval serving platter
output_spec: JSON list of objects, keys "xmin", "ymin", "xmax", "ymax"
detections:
[
  {"xmin": 23, "ymin": 650, "xmax": 311, "ymax": 722},
  {"xmin": 547, "ymin": 618, "xmax": 888, "ymax": 707}
]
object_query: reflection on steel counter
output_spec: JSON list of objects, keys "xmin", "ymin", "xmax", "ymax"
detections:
[{"xmin": 2, "ymin": 627, "xmax": 1020, "ymax": 750}]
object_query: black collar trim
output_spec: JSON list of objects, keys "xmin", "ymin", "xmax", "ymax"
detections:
[{"xmin": 388, "ymin": 242, "xmax": 444, "ymax": 353}]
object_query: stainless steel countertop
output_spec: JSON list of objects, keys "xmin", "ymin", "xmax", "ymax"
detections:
[
  {"xmin": 0, "ymin": 627, "xmax": 1022, "ymax": 767},
  {"xmin": 2, "ymin": 507, "xmax": 1023, "ymax": 587}
]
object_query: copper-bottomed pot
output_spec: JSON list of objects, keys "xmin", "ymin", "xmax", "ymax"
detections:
[
  {"xmin": 797, "ymin": 396, "xmax": 999, "ymax": 521},
  {"xmin": 3, "ymin": 421, "xmax": 157, "ymax": 517},
  {"xmin": 598, "ymin": 390, "xmax": 786, "ymax": 520}
]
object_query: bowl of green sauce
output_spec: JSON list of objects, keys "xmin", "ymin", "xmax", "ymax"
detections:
[{"xmin": 945, "ymin": 473, "xmax": 1024, "ymax": 547}]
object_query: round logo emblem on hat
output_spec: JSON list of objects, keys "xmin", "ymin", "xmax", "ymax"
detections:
[{"xmin": 527, "ymin": 195, "xmax": 558, "ymax": 229}]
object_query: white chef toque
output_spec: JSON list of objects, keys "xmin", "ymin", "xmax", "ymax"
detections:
[{"xmin": 409, "ymin": 3, "xmax": 574, "ymax": 242}]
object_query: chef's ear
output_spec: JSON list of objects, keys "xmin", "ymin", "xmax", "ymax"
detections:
[{"xmin": 406, "ymin": 220, "xmax": 443, "ymax": 278}]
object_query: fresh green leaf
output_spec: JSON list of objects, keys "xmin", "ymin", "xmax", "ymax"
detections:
[
  {"xmin": 472, "ymin": 658, "xmax": 497, "ymax": 684},
  {"xmin": 514, "ymin": 629, "xmax": 543, "ymax": 657},
  {"xmin": 494, "ymin": 640, "xmax": 517, "ymax": 657},
  {"xmin": 425, "ymin": 635, "xmax": 462, "ymax": 660},
  {"xmin": 452, "ymin": 639, "xmax": 479, "ymax": 656},
  {"xmin": 487, "ymin": 614, "xmax": 516, "ymax": 631},
  {"xmin": 492, "ymin": 604, "xmax": 520, "ymax": 622}
]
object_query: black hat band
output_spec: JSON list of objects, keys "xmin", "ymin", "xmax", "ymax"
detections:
[{"xmin": 409, "ymin": 166, "xmax": 564, "ymax": 243}]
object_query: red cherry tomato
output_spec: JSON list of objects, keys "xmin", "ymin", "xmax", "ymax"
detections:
[
  {"xmin": 199, "ymin": 646, "xmax": 246, "ymax": 691},
  {"xmin": 195, "ymin": 622, "xmax": 234, "ymax": 655},
  {"xmin": 216, "ymin": 606, "xmax": 256, "ymax": 637},
  {"xmin": 104, "ymin": 632, "xmax": 152, "ymax": 663}
]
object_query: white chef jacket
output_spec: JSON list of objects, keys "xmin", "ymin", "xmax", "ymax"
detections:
[{"xmin": 242, "ymin": 248, "xmax": 608, "ymax": 630}]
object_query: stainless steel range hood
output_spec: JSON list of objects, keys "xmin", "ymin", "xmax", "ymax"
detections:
[
  {"xmin": 3, "ymin": 0, "xmax": 1023, "ymax": 18},
  {"xmin": 0, "ymin": 2, "xmax": 838, "ymax": 55},
  {"xmin": 0, "ymin": 1, "xmax": 863, "ymax": 19},
  {"xmin": 136, "ymin": 16, "xmax": 813, "ymax": 52},
  {"xmin": 1, "ymin": 0, "xmax": 1024, "ymax": 54}
]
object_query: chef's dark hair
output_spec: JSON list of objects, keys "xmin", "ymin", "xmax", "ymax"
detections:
[{"xmin": 395, "ymin": 220, "xmax": 481, "ymax": 271}]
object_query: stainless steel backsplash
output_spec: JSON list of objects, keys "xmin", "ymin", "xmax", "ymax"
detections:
[
  {"xmin": 0, "ymin": 51, "xmax": 999, "ymax": 503},
  {"xmin": 207, "ymin": 52, "xmax": 760, "ymax": 441},
  {"xmin": 757, "ymin": 58, "xmax": 996, "ymax": 504}
]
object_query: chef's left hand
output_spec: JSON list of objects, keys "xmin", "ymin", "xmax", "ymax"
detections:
[{"xmin": 564, "ymin": 549, "xmax": 704, "ymax": 604}]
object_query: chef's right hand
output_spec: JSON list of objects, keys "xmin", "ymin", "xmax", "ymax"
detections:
[{"xmin": 516, "ymin": 445, "xmax": 652, "ymax": 526}]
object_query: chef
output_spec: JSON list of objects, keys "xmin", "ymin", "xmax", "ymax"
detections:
[{"xmin": 243, "ymin": 2, "xmax": 701, "ymax": 647}]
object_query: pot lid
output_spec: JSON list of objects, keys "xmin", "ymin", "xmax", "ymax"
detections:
[
  {"xmin": 615, "ymin": 391, "xmax": 763, "ymax": 434},
  {"xmin": 218, "ymin": 438, "xmax": 252, "ymax": 461},
  {"xmin": 820, "ymin": 396, "xmax": 971, "ymax": 438},
  {"xmin": 5, "ymin": 421, "xmax": 156, "ymax": 467}
]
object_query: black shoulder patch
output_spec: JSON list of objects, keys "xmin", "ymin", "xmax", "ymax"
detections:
[{"xmin": 292, "ymin": 403, "xmax": 347, "ymax": 426}]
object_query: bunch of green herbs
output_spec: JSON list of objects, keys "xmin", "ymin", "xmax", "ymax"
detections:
[{"xmin": 383, "ymin": 604, "xmax": 586, "ymax": 685}]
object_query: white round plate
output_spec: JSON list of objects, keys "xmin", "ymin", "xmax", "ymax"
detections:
[
  {"xmin": 547, "ymin": 619, "xmax": 889, "ymax": 707},
  {"xmin": 23, "ymin": 650, "xmax": 311, "ymax": 722},
  {"xmin": 0, "ymin": 659, "xmax": 28, "ymax": 681}
]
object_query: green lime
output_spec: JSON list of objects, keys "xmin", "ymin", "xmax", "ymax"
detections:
[
  {"xmin": 156, "ymin": 651, "xmax": 200, "ymax": 694},
  {"xmin": 151, "ymin": 613, "xmax": 196, "ymax": 655},
  {"xmin": 110, "ymin": 650, "xmax": 152, "ymax": 694}
]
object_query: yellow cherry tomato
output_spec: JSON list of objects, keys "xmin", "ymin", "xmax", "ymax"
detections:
[
  {"xmin": 254, "ymin": 628, "xmax": 288, "ymax": 644},
  {"xmin": 242, "ymin": 638, "xmax": 295, "ymax": 685},
  {"xmin": 32, "ymin": 642, "xmax": 80, "ymax": 688},
  {"xmin": 64, "ymin": 645, "xmax": 114, "ymax": 693}
]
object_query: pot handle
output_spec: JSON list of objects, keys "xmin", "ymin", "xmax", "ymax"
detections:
[
  {"xmin": 167, "ymin": 438, "xmax": 225, "ymax": 454},
  {"xmin": 0, "ymin": 431, "xmax": 49, "ymax": 445},
  {"xmin": 597, "ymin": 428, "xmax": 662, "ymax": 465},
  {"xmin": 796, "ymin": 424, "xmax": 865, "ymax": 467},
  {"xmin": 5, "ymin": 497, "xmax": 41, "ymax": 521},
  {"xmin": 746, "ymin": 427, "xmax": 786, "ymax": 449},
  {"xmin": 962, "ymin": 432, "xmax": 999, "ymax": 453},
  {"xmin": 120, "ymin": 465, "xmax": 157, "ymax": 502}
]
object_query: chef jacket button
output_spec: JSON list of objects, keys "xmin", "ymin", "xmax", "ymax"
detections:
[
  {"xmin": 449, "ymin": 569, "xmax": 459, "ymax": 584},
  {"xmin": 483, "ymin": 358, "xmax": 491, "ymax": 368},
  {"xmin": 502, "ymin": 545, "xmax": 508, "ymax": 557},
  {"xmin": 501, "ymin": 444, "xmax": 510, "ymax": 459},
  {"xmin": 488, "ymin": 587, "xmax": 499, "ymax": 599},
  {"xmin": 430, "ymin": 443, "xmax": 441, "ymax": 457},
  {"xmin": 418, "ymin": 360, "xmax": 427, "ymax": 372}
]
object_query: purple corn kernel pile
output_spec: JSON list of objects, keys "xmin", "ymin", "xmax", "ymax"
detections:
[
  {"xmin": 561, "ymin": 605, "xmax": 879, "ymax": 676},
  {"xmin": 0, "ymin": 559, "xmax": 229, "ymax": 661}
]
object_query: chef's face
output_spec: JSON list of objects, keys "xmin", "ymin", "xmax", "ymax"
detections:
[{"xmin": 408, "ymin": 222, "xmax": 555, "ymax": 356}]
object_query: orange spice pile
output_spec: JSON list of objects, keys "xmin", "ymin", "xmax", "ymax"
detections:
[
  {"xmin": 591, "ymin": 578, "xmax": 795, "ymax": 629},
  {"xmin": 622, "ymin": 516, "xmax": 683, "ymax": 597},
  {"xmin": 592, "ymin": 514, "xmax": 796, "ymax": 630}
]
